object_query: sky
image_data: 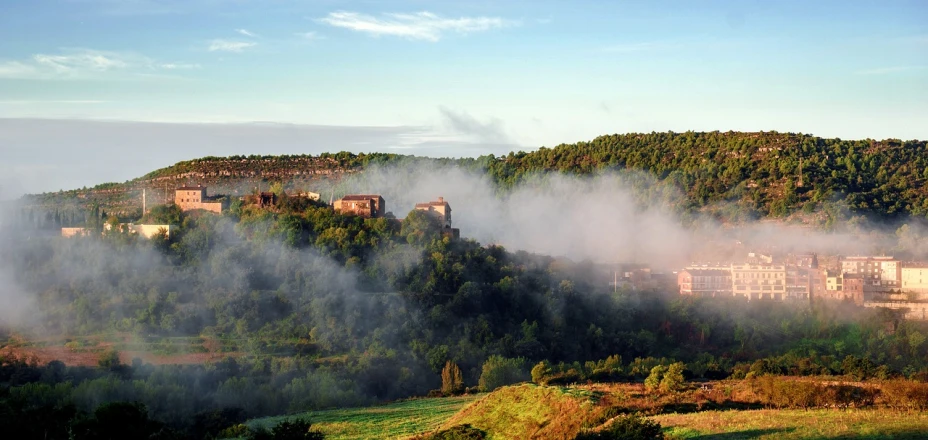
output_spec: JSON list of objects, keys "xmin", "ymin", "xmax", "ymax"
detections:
[{"xmin": 0, "ymin": 0, "xmax": 926, "ymax": 198}]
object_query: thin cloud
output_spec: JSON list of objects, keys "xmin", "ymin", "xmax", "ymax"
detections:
[
  {"xmin": 159, "ymin": 63, "xmax": 201, "ymax": 70},
  {"xmin": 856, "ymin": 66, "xmax": 927, "ymax": 75},
  {"xmin": 318, "ymin": 11, "xmax": 516, "ymax": 42},
  {"xmin": 34, "ymin": 51, "xmax": 129, "ymax": 73},
  {"xmin": 236, "ymin": 28, "xmax": 258, "ymax": 38},
  {"xmin": 0, "ymin": 49, "xmax": 187, "ymax": 80},
  {"xmin": 208, "ymin": 39, "xmax": 258, "ymax": 52}
]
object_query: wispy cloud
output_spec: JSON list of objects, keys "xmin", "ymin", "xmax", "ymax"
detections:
[
  {"xmin": 856, "ymin": 66, "xmax": 927, "ymax": 75},
  {"xmin": 159, "ymin": 63, "xmax": 201, "ymax": 70},
  {"xmin": 209, "ymin": 39, "xmax": 258, "ymax": 52},
  {"xmin": 318, "ymin": 11, "xmax": 517, "ymax": 42},
  {"xmin": 208, "ymin": 39, "xmax": 257, "ymax": 52},
  {"xmin": 236, "ymin": 28, "xmax": 258, "ymax": 38},
  {"xmin": 0, "ymin": 48, "xmax": 196, "ymax": 80}
]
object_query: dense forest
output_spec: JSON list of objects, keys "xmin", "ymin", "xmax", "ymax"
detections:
[
  {"xmin": 25, "ymin": 131, "xmax": 928, "ymax": 226},
  {"xmin": 3, "ymin": 185, "xmax": 928, "ymax": 438}
]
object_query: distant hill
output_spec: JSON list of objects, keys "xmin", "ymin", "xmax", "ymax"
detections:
[{"xmin": 22, "ymin": 131, "xmax": 928, "ymax": 226}]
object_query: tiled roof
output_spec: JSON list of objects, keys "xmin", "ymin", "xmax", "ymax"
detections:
[{"xmin": 340, "ymin": 194, "xmax": 382, "ymax": 201}]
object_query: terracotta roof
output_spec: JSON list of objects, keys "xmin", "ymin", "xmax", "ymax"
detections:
[{"xmin": 340, "ymin": 194, "xmax": 382, "ymax": 201}]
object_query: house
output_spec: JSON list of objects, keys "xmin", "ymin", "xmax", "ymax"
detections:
[
  {"xmin": 678, "ymin": 268, "xmax": 732, "ymax": 297},
  {"xmin": 174, "ymin": 185, "xmax": 225, "ymax": 213},
  {"xmin": 334, "ymin": 194, "xmax": 386, "ymax": 218},
  {"xmin": 415, "ymin": 197, "xmax": 452, "ymax": 228},
  {"xmin": 104, "ymin": 222, "xmax": 178, "ymax": 239},
  {"xmin": 414, "ymin": 196, "xmax": 460, "ymax": 239}
]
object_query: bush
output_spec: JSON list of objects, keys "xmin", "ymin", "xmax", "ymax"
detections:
[
  {"xmin": 247, "ymin": 418, "xmax": 325, "ymax": 440},
  {"xmin": 531, "ymin": 361, "xmax": 552, "ymax": 385},
  {"xmin": 477, "ymin": 356, "xmax": 528, "ymax": 392},
  {"xmin": 575, "ymin": 413, "xmax": 664, "ymax": 440},
  {"xmin": 422, "ymin": 424, "xmax": 487, "ymax": 440}
]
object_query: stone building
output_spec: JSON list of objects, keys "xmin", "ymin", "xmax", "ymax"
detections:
[
  {"xmin": 175, "ymin": 185, "xmax": 225, "ymax": 213},
  {"xmin": 334, "ymin": 194, "xmax": 386, "ymax": 218},
  {"xmin": 677, "ymin": 268, "xmax": 732, "ymax": 297},
  {"xmin": 415, "ymin": 196, "xmax": 460, "ymax": 239}
]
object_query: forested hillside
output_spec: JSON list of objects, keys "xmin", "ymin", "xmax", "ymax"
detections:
[{"xmin": 23, "ymin": 131, "xmax": 928, "ymax": 226}]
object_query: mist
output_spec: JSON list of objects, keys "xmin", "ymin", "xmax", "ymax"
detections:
[{"xmin": 332, "ymin": 162, "xmax": 883, "ymax": 270}]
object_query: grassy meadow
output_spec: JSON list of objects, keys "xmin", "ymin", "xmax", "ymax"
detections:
[
  {"xmin": 248, "ymin": 395, "xmax": 479, "ymax": 440},
  {"xmin": 242, "ymin": 381, "xmax": 928, "ymax": 440}
]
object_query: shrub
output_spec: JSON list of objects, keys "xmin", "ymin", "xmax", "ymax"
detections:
[
  {"xmin": 531, "ymin": 361, "xmax": 552, "ymax": 385},
  {"xmin": 575, "ymin": 413, "xmax": 664, "ymax": 440},
  {"xmin": 247, "ymin": 418, "xmax": 325, "ymax": 440},
  {"xmin": 422, "ymin": 424, "xmax": 487, "ymax": 440},
  {"xmin": 477, "ymin": 356, "xmax": 528, "ymax": 392}
]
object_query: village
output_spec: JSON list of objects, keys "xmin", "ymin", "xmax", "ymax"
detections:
[
  {"xmin": 610, "ymin": 252, "xmax": 928, "ymax": 321},
  {"xmin": 58, "ymin": 185, "xmax": 928, "ymax": 322},
  {"xmin": 60, "ymin": 184, "xmax": 461, "ymax": 241}
]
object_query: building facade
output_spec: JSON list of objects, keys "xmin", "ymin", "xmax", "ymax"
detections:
[
  {"xmin": 731, "ymin": 264, "xmax": 786, "ymax": 300},
  {"xmin": 678, "ymin": 268, "xmax": 732, "ymax": 297},
  {"xmin": 334, "ymin": 195, "xmax": 386, "ymax": 218},
  {"xmin": 175, "ymin": 186, "xmax": 224, "ymax": 213}
]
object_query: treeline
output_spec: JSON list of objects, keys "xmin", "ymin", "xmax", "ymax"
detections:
[
  {"xmin": 25, "ymin": 131, "xmax": 928, "ymax": 225},
  {"xmin": 479, "ymin": 131, "xmax": 928, "ymax": 223}
]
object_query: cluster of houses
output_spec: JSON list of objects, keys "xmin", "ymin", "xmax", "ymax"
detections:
[
  {"xmin": 677, "ymin": 253, "xmax": 928, "ymax": 320},
  {"xmin": 62, "ymin": 185, "xmax": 461, "ymax": 241}
]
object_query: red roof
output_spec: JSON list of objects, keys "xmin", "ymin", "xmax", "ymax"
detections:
[{"xmin": 340, "ymin": 194, "xmax": 382, "ymax": 201}]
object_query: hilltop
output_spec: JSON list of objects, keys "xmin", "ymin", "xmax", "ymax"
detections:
[{"xmin": 21, "ymin": 131, "xmax": 928, "ymax": 227}]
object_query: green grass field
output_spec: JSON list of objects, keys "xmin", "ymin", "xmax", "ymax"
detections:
[
  {"xmin": 248, "ymin": 395, "xmax": 480, "ymax": 440},
  {"xmin": 657, "ymin": 409, "xmax": 928, "ymax": 440},
  {"xmin": 245, "ymin": 384, "xmax": 928, "ymax": 440}
]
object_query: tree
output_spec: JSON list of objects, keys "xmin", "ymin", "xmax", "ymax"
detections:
[
  {"xmin": 441, "ymin": 361, "xmax": 465, "ymax": 395},
  {"xmin": 98, "ymin": 348, "xmax": 122, "ymax": 371},
  {"xmin": 644, "ymin": 365, "xmax": 666, "ymax": 392},
  {"xmin": 659, "ymin": 362, "xmax": 686, "ymax": 393},
  {"xmin": 478, "ymin": 356, "xmax": 528, "ymax": 392}
]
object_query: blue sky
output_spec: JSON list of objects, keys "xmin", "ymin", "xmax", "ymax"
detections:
[{"xmin": 0, "ymin": 0, "xmax": 926, "ymax": 197}]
